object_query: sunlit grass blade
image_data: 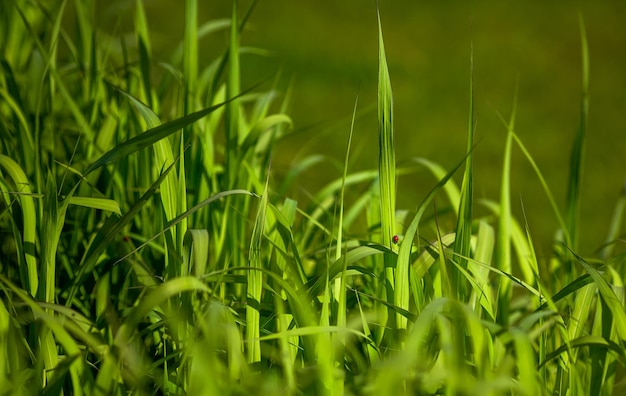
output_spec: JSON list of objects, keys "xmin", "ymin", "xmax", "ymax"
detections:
[
  {"xmin": 246, "ymin": 173, "xmax": 268, "ymax": 364},
  {"xmin": 572, "ymin": 251, "xmax": 626, "ymax": 342},
  {"xmin": 177, "ymin": 231, "xmax": 208, "ymax": 285},
  {"xmin": 469, "ymin": 220, "xmax": 495, "ymax": 318},
  {"xmin": 376, "ymin": 10, "xmax": 398, "ymax": 348},
  {"xmin": 495, "ymin": 86, "xmax": 517, "ymax": 324}
]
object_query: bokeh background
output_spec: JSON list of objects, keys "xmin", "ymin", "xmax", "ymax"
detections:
[{"xmin": 97, "ymin": 0, "xmax": 626, "ymax": 256}]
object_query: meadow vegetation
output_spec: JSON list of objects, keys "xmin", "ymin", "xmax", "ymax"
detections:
[{"xmin": 1, "ymin": 1, "xmax": 625, "ymax": 395}]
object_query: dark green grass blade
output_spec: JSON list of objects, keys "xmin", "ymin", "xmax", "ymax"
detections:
[{"xmin": 565, "ymin": 15, "xmax": 590, "ymax": 251}]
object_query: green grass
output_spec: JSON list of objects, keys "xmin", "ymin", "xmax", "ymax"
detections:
[{"xmin": 1, "ymin": 1, "xmax": 625, "ymax": 395}]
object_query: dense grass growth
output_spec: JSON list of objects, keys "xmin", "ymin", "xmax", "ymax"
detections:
[{"xmin": 1, "ymin": 1, "xmax": 625, "ymax": 395}]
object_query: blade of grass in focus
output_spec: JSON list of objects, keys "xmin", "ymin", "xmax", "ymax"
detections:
[
  {"xmin": 246, "ymin": 173, "xmax": 268, "ymax": 363},
  {"xmin": 376, "ymin": 8, "xmax": 397, "ymax": 343}
]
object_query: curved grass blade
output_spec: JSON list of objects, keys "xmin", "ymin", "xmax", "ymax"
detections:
[{"xmin": 0, "ymin": 155, "xmax": 37, "ymax": 296}]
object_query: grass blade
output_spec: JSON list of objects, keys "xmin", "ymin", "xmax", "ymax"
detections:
[
  {"xmin": 376, "ymin": 7, "xmax": 397, "ymax": 322},
  {"xmin": 246, "ymin": 173, "xmax": 268, "ymax": 363}
]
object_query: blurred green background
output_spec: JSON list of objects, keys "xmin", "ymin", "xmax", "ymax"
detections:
[{"xmin": 98, "ymin": 0, "xmax": 626, "ymax": 256}]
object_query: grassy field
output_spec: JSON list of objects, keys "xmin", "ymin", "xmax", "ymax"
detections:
[{"xmin": 1, "ymin": 1, "xmax": 625, "ymax": 395}]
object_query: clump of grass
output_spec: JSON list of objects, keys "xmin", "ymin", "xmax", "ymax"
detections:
[{"xmin": 1, "ymin": 2, "xmax": 625, "ymax": 395}]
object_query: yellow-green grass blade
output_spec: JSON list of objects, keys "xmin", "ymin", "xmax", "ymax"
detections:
[
  {"xmin": 0, "ymin": 155, "xmax": 37, "ymax": 296},
  {"xmin": 377, "ymin": 9, "xmax": 397, "ymax": 305},
  {"xmin": 271, "ymin": 199, "xmax": 299, "ymax": 392},
  {"xmin": 267, "ymin": 202, "xmax": 307, "ymax": 285},
  {"xmin": 246, "ymin": 173, "xmax": 268, "ymax": 363},
  {"xmin": 67, "ymin": 196, "xmax": 121, "ymax": 216},
  {"xmin": 182, "ymin": 229, "xmax": 210, "ymax": 278},
  {"xmin": 469, "ymin": 220, "xmax": 495, "ymax": 318},
  {"xmin": 122, "ymin": 87, "xmax": 185, "ymax": 272},
  {"xmin": 565, "ymin": 15, "xmax": 590, "ymax": 251},
  {"xmin": 572, "ymin": 251, "xmax": 626, "ymax": 342},
  {"xmin": 495, "ymin": 90, "xmax": 516, "ymax": 324}
]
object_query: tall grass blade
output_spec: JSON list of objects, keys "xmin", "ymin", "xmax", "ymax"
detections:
[{"xmin": 376, "ymin": 7, "xmax": 397, "ymax": 320}]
